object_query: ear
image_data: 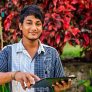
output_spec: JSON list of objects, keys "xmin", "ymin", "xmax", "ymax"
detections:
[{"xmin": 19, "ymin": 23, "xmax": 22, "ymax": 30}]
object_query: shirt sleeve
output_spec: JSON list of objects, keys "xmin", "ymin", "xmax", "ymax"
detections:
[
  {"xmin": 54, "ymin": 50, "xmax": 65, "ymax": 77},
  {"xmin": 0, "ymin": 46, "xmax": 8, "ymax": 72}
]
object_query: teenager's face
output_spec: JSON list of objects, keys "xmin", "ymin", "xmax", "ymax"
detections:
[{"xmin": 19, "ymin": 15, "xmax": 43, "ymax": 41}]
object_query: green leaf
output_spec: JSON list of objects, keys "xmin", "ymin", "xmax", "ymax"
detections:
[
  {"xmin": 78, "ymin": 80, "xmax": 90, "ymax": 87},
  {"xmin": 86, "ymin": 86, "xmax": 92, "ymax": 92},
  {"xmin": 83, "ymin": 80, "xmax": 90, "ymax": 87}
]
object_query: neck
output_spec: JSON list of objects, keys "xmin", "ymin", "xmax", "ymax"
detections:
[{"xmin": 22, "ymin": 38, "xmax": 39, "ymax": 49}]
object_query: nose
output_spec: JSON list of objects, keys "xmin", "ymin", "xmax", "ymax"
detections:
[{"xmin": 31, "ymin": 24, "xmax": 37, "ymax": 32}]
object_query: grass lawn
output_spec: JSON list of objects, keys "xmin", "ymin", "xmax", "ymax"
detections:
[{"xmin": 61, "ymin": 42, "xmax": 83, "ymax": 60}]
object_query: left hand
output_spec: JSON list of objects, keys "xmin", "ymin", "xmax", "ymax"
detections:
[{"xmin": 52, "ymin": 79, "xmax": 72, "ymax": 92}]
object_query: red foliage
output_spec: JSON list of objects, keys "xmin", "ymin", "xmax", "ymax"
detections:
[
  {"xmin": 40, "ymin": 0, "xmax": 92, "ymax": 53},
  {"xmin": 4, "ymin": 12, "xmax": 18, "ymax": 31},
  {"xmin": 0, "ymin": 0, "xmax": 92, "ymax": 53}
]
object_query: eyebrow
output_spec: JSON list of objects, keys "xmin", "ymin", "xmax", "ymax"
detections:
[{"xmin": 26, "ymin": 20, "xmax": 41, "ymax": 23}]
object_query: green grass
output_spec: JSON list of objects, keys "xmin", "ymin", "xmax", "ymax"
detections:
[
  {"xmin": 0, "ymin": 83, "xmax": 10, "ymax": 92},
  {"xmin": 61, "ymin": 43, "xmax": 83, "ymax": 59}
]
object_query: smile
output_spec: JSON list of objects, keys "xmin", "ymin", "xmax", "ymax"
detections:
[{"xmin": 29, "ymin": 32, "xmax": 37, "ymax": 35}]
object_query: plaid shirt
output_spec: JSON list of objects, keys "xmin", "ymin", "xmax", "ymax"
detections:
[{"xmin": 0, "ymin": 40, "xmax": 65, "ymax": 92}]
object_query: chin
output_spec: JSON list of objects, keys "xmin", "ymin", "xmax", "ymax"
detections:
[{"xmin": 28, "ymin": 35, "xmax": 41, "ymax": 41}]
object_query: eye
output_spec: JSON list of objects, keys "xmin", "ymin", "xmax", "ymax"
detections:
[
  {"xmin": 26, "ymin": 22, "xmax": 32, "ymax": 25},
  {"xmin": 26, "ymin": 20, "xmax": 32, "ymax": 25},
  {"xmin": 36, "ymin": 22, "xmax": 42, "ymax": 26}
]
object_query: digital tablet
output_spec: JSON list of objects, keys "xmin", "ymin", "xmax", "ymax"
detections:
[{"xmin": 32, "ymin": 77, "xmax": 76, "ymax": 88}]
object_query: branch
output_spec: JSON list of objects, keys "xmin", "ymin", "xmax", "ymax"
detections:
[{"xmin": 0, "ymin": 17, "xmax": 3, "ymax": 49}]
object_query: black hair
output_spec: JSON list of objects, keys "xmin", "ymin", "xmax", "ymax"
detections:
[{"xmin": 19, "ymin": 5, "xmax": 44, "ymax": 24}]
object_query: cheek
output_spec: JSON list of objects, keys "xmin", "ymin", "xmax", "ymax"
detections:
[
  {"xmin": 23, "ymin": 26, "xmax": 30, "ymax": 30},
  {"xmin": 22, "ymin": 26, "xmax": 30, "ymax": 33},
  {"xmin": 38, "ymin": 26, "xmax": 43, "ymax": 31},
  {"xmin": 38, "ymin": 29, "xmax": 42, "ymax": 34},
  {"xmin": 21, "ymin": 28, "xmax": 28, "ymax": 35}
]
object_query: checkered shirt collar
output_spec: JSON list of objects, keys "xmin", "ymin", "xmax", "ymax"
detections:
[{"xmin": 16, "ymin": 39, "xmax": 45, "ymax": 54}]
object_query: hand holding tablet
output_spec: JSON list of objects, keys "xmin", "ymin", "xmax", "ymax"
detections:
[{"xmin": 32, "ymin": 76, "xmax": 76, "ymax": 88}]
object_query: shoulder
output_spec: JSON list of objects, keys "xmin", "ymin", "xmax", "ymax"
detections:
[
  {"xmin": 1, "ymin": 45, "xmax": 12, "ymax": 52},
  {"xmin": 42, "ymin": 44, "xmax": 59, "ymax": 55},
  {"xmin": 1, "ymin": 43, "xmax": 18, "ymax": 52},
  {"xmin": 43, "ymin": 44, "xmax": 56, "ymax": 50}
]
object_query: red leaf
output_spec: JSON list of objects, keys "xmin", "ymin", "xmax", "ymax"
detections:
[
  {"xmin": 83, "ymin": 33, "xmax": 90, "ymax": 46},
  {"xmin": 4, "ymin": 12, "xmax": 15, "ymax": 31},
  {"xmin": 54, "ymin": 22, "xmax": 61, "ymax": 29},
  {"xmin": 50, "ymin": 31, "xmax": 55, "ymax": 37},
  {"xmin": 45, "ymin": 13, "xmax": 51, "ymax": 20},
  {"xmin": 47, "ymin": 37, "xmax": 51, "ymax": 44},
  {"xmin": 50, "ymin": 39, "xmax": 54, "ymax": 46},
  {"xmin": 56, "ymin": 34, "xmax": 60, "ymax": 44},
  {"xmin": 48, "ymin": 25, "xmax": 53, "ymax": 31},
  {"xmin": 40, "ymin": 31, "xmax": 50, "ymax": 42},
  {"xmin": 52, "ymin": 0, "xmax": 58, "ymax": 7},
  {"xmin": 66, "ymin": 4, "xmax": 76, "ymax": 10},
  {"xmin": 4, "ymin": 12, "xmax": 18, "ymax": 31},
  {"xmin": 71, "ymin": 0, "xmax": 78, "ymax": 4},
  {"xmin": 13, "ymin": 30, "xmax": 17, "ymax": 41},
  {"xmin": 4, "ymin": 19, "xmax": 11, "ymax": 31},
  {"xmin": 12, "ymin": 0, "xmax": 18, "ymax": 6},
  {"xmin": 71, "ymin": 27, "xmax": 80, "ymax": 36},
  {"xmin": 51, "ymin": 13, "xmax": 59, "ymax": 19},
  {"xmin": 57, "ymin": 5, "xmax": 65, "ymax": 12},
  {"xmin": 63, "ymin": 17, "xmax": 70, "ymax": 30},
  {"xmin": 40, "ymin": 0, "xmax": 49, "ymax": 9},
  {"xmin": 64, "ymin": 31, "xmax": 71, "ymax": 42},
  {"xmin": 75, "ymin": 39, "xmax": 80, "ymax": 44}
]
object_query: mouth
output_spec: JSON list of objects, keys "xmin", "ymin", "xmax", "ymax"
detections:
[{"xmin": 29, "ymin": 32, "xmax": 37, "ymax": 35}]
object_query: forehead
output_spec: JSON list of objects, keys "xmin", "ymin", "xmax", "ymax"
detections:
[{"xmin": 24, "ymin": 15, "xmax": 41, "ymax": 22}]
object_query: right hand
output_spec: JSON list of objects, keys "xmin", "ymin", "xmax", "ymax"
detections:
[
  {"xmin": 52, "ymin": 79, "xmax": 72, "ymax": 92},
  {"xmin": 12, "ymin": 71, "xmax": 40, "ymax": 90}
]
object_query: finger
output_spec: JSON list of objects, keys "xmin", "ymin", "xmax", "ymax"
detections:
[
  {"xmin": 23, "ymin": 75, "xmax": 30, "ymax": 88},
  {"xmin": 30, "ymin": 74, "xmax": 40, "ymax": 81},
  {"xmin": 55, "ymin": 82, "xmax": 59, "ymax": 86},
  {"xmin": 61, "ymin": 81, "xmax": 67, "ymax": 86},
  {"xmin": 55, "ymin": 82, "xmax": 62, "ymax": 87},
  {"xmin": 25, "ymin": 82, "xmax": 31, "ymax": 88},
  {"xmin": 26, "ymin": 74, "xmax": 35, "ymax": 85},
  {"xmin": 20, "ymin": 79, "xmax": 26, "ymax": 90},
  {"xmin": 68, "ymin": 79, "xmax": 72, "ymax": 87},
  {"xmin": 23, "ymin": 75, "xmax": 28, "ymax": 84},
  {"xmin": 52, "ymin": 83, "xmax": 63, "ymax": 91}
]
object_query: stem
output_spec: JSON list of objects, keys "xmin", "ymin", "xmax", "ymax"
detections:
[{"xmin": 0, "ymin": 16, "xmax": 3, "ymax": 49}]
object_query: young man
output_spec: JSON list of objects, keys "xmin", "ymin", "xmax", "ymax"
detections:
[{"xmin": 0, "ymin": 5, "xmax": 71, "ymax": 92}]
